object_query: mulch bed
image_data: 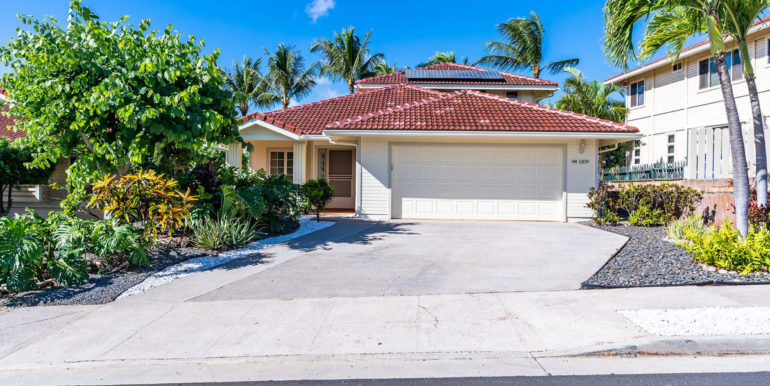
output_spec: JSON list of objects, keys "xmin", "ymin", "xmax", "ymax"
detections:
[{"xmin": 582, "ymin": 224, "xmax": 770, "ymax": 288}]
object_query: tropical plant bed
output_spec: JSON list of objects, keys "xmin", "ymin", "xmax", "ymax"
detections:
[
  {"xmin": 0, "ymin": 218, "xmax": 302, "ymax": 308},
  {"xmin": 582, "ymin": 224, "xmax": 770, "ymax": 289}
]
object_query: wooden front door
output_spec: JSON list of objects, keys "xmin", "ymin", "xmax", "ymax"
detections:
[{"xmin": 319, "ymin": 149, "xmax": 355, "ymax": 209}]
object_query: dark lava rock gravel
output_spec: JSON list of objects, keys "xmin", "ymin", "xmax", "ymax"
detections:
[
  {"xmin": 1, "ymin": 247, "xmax": 208, "ymax": 307},
  {"xmin": 582, "ymin": 224, "xmax": 770, "ymax": 288}
]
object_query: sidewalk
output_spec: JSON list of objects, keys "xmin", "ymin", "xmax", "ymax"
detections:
[{"xmin": 2, "ymin": 285, "xmax": 770, "ymax": 384}]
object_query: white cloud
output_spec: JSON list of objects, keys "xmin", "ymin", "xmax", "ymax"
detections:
[
  {"xmin": 319, "ymin": 85, "xmax": 340, "ymax": 100},
  {"xmin": 288, "ymin": 99, "xmax": 300, "ymax": 108},
  {"xmin": 305, "ymin": 0, "xmax": 335, "ymax": 23}
]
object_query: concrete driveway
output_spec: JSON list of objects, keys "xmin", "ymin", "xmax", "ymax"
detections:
[{"xmin": 191, "ymin": 219, "xmax": 627, "ymax": 301}]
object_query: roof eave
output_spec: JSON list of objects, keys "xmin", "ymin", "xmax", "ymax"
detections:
[
  {"xmin": 323, "ymin": 130, "xmax": 641, "ymax": 139},
  {"xmin": 356, "ymin": 83, "xmax": 558, "ymax": 91}
]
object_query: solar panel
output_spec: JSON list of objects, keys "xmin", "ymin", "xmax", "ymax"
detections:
[{"xmin": 405, "ymin": 69, "xmax": 505, "ymax": 81}]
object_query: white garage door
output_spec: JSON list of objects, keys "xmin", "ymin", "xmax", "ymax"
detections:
[{"xmin": 392, "ymin": 144, "xmax": 564, "ymax": 221}]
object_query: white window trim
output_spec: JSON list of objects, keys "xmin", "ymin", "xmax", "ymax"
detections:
[
  {"xmin": 267, "ymin": 148, "xmax": 294, "ymax": 177},
  {"xmin": 667, "ymin": 134, "xmax": 676, "ymax": 163},
  {"xmin": 629, "ymin": 80, "xmax": 645, "ymax": 108}
]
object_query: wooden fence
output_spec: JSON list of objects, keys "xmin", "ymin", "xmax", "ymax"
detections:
[{"xmin": 684, "ymin": 125, "xmax": 769, "ymax": 180}]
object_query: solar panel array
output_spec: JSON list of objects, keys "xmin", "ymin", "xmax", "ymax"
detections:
[{"xmin": 404, "ymin": 69, "xmax": 505, "ymax": 81}]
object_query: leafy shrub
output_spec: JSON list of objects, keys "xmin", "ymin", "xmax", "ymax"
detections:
[
  {"xmin": 302, "ymin": 178, "xmax": 335, "ymax": 222},
  {"xmin": 627, "ymin": 205, "xmax": 667, "ymax": 227},
  {"xmin": 88, "ymin": 170, "xmax": 197, "ymax": 242},
  {"xmin": 587, "ymin": 182, "xmax": 621, "ymax": 224},
  {"xmin": 53, "ymin": 218, "xmax": 149, "ymax": 267},
  {"xmin": 587, "ymin": 182, "xmax": 702, "ymax": 225},
  {"xmin": 255, "ymin": 175, "xmax": 301, "ymax": 233},
  {"xmin": 191, "ymin": 211, "xmax": 263, "ymax": 250},
  {"xmin": 0, "ymin": 211, "xmax": 88, "ymax": 291},
  {"xmin": 666, "ymin": 215, "xmax": 707, "ymax": 242},
  {"xmin": 731, "ymin": 187, "xmax": 770, "ymax": 229},
  {"xmin": 677, "ymin": 221, "xmax": 770, "ymax": 274},
  {"xmin": 191, "ymin": 189, "xmax": 264, "ymax": 250}
]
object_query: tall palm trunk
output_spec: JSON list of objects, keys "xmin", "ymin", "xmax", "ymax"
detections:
[
  {"xmin": 740, "ymin": 40, "xmax": 768, "ymax": 207},
  {"xmin": 746, "ymin": 73, "xmax": 767, "ymax": 207},
  {"xmin": 714, "ymin": 54, "xmax": 750, "ymax": 236}
]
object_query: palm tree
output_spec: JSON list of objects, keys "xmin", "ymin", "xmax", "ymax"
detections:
[
  {"xmin": 373, "ymin": 60, "xmax": 406, "ymax": 75},
  {"xmin": 547, "ymin": 67, "xmax": 628, "ymax": 167},
  {"xmin": 225, "ymin": 56, "xmax": 268, "ymax": 116},
  {"xmin": 638, "ymin": 2, "xmax": 769, "ymax": 208},
  {"xmin": 553, "ymin": 67, "xmax": 626, "ymax": 123},
  {"xmin": 260, "ymin": 44, "xmax": 318, "ymax": 109},
  {"xmin": 417, "ymin": 51, "xmax": 470, "ymax": 67},
  {"xmin": 724, "ymin": 0, "xmax": 769, "ymax": 207},
  {"xmin": 310, "ymin": 27, "xmax": 384, "ymax": 94},
  {"xmin": 603, "ymin": 0, "xmax": 751, "ymax": 237},
  {"xmin": 476, "ymin": 12, "xmax": 579, "ymax": 78}
]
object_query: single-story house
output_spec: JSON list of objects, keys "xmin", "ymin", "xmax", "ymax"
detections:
[{"xmin": 230, "ymin": 64, "xmax": 640, "ymax": 222}]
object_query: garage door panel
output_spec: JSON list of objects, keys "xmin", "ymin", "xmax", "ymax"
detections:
[{"xmin": 393, "ymin": 145, "xmax": 564, "ymax": 221}]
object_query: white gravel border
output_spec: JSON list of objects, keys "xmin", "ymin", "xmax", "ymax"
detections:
[
  {"xmin": 117, "ymin": 216, "xmax": 334, "ymax": 299},
  {"xmin": 620, "ymin": 306, "xmax": 770, "ymax": 336}
]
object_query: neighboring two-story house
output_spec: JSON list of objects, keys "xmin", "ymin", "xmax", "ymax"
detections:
[{"xmin": 606, "ymin": 17, "xmax": 770, "ymax": 179}]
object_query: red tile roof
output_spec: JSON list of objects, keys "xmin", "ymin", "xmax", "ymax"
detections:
[
  {"xmin": 0, "ymin": 104, "xmax": 26, "ymax": 142},
  {"xmin": 239, "ymin": 84, "xmax": 443, "ymax": 135},
  {"xmin": 327, "ymin": 90, "xmax": 638, "ymax": 133},
  {"xmin": 357, "ymin": 63, "xmax": 558, "ymax": 87},
  {"xmin": 606, "ymin": 15, "xmax": 770, "ymax": 82}
]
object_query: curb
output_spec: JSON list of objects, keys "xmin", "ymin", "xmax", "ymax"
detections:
[{"xmin": 554, "ymin": 335, "xmax": 770, "ymax": 357}]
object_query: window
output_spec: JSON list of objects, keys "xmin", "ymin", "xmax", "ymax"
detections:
[
  {"xmin": 699, "ymin": 49, "xmax": 742, "ymax": 89},
  {"xmin": 506, "ymin": 91, "xmax": 519, "ymax": 99},
  {"xmin": 269, "ymin": 150, "xmax": 293, "ymax": 180},
  {"xmin": 633, "ymin": 140, "xmax": 641, "ymax": 165},
  {"xmin": 667, "ymin": 134, "xmax": 675, "ymax": 163},
  {"xmin": 630, "ymin": 80, "xmax": 645, "ymax": 107},
  {"xmin": 672, "ymin": 62, "xmax": 682, "ymax": 72}
]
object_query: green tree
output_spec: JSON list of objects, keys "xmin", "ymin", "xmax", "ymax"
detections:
[
  {"xmin": 0, "ymin": 1, "xmax": 242, "ymax": 210},
  {"xmin": 553, "ymin": 68, "xmax": 626, "ymax": 123},
  {"xmin": 302, "ymin": 178, "xmax": 335, "ymax": 222},
  {"xmin": 0, "ymin": 139, "xmax": 54, "ymax": 217},
  {"xmin": 373, "ymin": 60, "xmax": 406, "ymax": 75},
  {"xmin": 259, "ymin": 44, "xmax": 319, "ymax": 109},
  {"xmin": 638, "ymin": 2, "xmax": 769, "ymax": 207},
  {"xmin": 418, "ymin": 51, "xmax": 470, "ymax": 67},
  {"xmin": 310, "ymin": 27, "xmax": 384, "ymax": 94},
  {"xmin": 476, "ymin": 12, "xmax": 579, "ymax": 78},
  {"xmin": 548, "ymin": 67, "xmax": 628, "ymax": 167},
  {"xmin": 225, "ymin": 56, "xmax": 269, "ymax": 117},
  {"xmin": 603, "ymin": 0, "xmax": 751, "ymax": 236}
]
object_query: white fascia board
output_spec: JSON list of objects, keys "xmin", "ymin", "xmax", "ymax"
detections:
[
  {"xmin": 356, "ymin": 83, "xmax": 558, "ymax": 91},
  {"xmin": 323, "ymin": 130, "xmax": 642, "ymax": 140},
  {"xmin": 607, "ymin": 22, "xmax": 770, "ymax": 84},
  {"xmin": 238, "ymin": 119, "xmax": 300, "ymax": 140}
]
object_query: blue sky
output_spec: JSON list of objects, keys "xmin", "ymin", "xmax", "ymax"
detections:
[{"xmin": 1, "ymin": 0, "xmax": 649, "ymax": 110}]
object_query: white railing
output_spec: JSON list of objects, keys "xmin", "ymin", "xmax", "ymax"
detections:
[{"xmin": 685, "ymin": 125, "xmax": 768, "ymax": 180}]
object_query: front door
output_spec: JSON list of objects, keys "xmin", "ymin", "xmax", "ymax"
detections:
[{"xmin": 319, "ymin": 149, "xmax": 355, "ymax": 209}]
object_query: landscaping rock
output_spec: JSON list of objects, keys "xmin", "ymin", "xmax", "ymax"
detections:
[{"xmin": 582, "ymin": 224, "xmax": 770, "ymax": 288}]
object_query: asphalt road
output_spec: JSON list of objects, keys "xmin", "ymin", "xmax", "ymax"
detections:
[{"xmin": 158, "ymin": 372, "xmax": 770, "ymax": 386}]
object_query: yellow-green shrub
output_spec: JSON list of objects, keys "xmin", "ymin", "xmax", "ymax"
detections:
[{"xmin": 677, "ymin": 221, "xmax": 770, "ymax": 274}]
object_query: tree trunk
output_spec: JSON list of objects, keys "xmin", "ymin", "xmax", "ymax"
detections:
[
  {"xmin": 348, "ymin": 79, "xmax": 355, "ymax": 94},
  {"xmin": 714, "ymin": 54, "xmax": 750, "ymax": 237},
  {"xmin": 0, "ymin": 185, "xmax": 6, "ymax": 217},
  {"xmin": 6, "ymin": 184, "xmax": 12, "ymax": 217},
  {"xmin": 745, "ymin": 74, "xmax": 768, "ymax": 207},
  {"xmin": 316, "ymin": 209, "xmax": 321, "ymax": 222}
]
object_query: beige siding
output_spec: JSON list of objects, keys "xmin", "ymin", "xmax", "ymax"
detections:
[
  {"xmin": 566, "ymin": 139, "xmax": 598, "ymax": 219},
  {"xmin": 622, "ymin": 28, "xmax": 770, "ymax": 165},
  {"xmin": 359, "ymin": 137, "xmax": 391, "ymax": 218}
]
